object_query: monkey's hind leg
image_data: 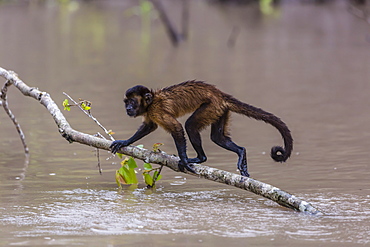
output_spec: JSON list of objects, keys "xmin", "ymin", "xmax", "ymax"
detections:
[
  {"xmin": 210, "ymin": 112, "xmax": 249, "ymax": 177},
  {"xmin": 184, "ymin": 103, "xmax": 213, "ymax": 164},
  {"xmin": 157, "ymin": 114, "xmax": 197, "ymax": 174}
]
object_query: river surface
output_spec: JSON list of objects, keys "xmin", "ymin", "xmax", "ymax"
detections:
[{"xmin": 1, "ymin": 0, "xmax": 370, "ymax": 246}]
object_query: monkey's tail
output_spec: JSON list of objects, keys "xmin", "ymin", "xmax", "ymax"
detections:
[{"xmin": 226, "ymin": 96, "xmax": 293, "ymax": 162}]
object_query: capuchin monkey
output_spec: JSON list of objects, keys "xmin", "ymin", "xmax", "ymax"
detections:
[{"xmin": 110, "ymin": 81, "xmax": 293, "ymax": 177}]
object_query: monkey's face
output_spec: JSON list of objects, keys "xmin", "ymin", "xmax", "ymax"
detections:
[
  {"xmin": 124, "ymin": 86, "xmax": 153, "ymax": 117},
  {"xmin": 124, "ymin": 96, "xmax": 140, "ymax": 117}
]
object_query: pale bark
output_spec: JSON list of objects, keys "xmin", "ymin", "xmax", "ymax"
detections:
[{"xmin": 0, "ymin": 67, "xmax": 322, "ymax": 215}]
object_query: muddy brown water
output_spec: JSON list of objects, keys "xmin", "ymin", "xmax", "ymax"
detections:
[{"xmin": 0, "ymin": 0, "xmax": 369, "ymax": 246}]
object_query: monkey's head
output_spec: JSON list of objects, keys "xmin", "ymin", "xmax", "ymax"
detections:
[{"xmin": 124, "ymin": 85, "xmax": 153, "ymax": 117}]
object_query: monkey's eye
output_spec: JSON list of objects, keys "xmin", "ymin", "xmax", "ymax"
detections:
[
  {"xmin": 125, "ymin": 98, "xmax": 138, "ymax": 108},
  {"xmin": 124, "ymin": 98, "xmax": 133, "ymax": 105}
]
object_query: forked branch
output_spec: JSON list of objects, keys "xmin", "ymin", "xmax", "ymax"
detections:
[{"xmin": 0, "ymin": 78, "xmax": 29, "ymax": 156}]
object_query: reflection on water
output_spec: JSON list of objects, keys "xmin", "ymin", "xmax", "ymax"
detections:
[{"xmin": 1, "ymin": 0, "xmax": 370, "ymax": 246}]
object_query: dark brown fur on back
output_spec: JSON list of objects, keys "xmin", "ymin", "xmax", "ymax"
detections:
[
  {"xmin": 111, "ymin": 80, "xmax": 293, "ymax": 176},
  {"xmin": 150, "ymin": 81, "xmax": 226, "ymax": 118}
]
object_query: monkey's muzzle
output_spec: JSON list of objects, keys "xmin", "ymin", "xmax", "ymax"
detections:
[{"xmin": 126, "ymin": 109, "xmax": 136, "ymax": 117}]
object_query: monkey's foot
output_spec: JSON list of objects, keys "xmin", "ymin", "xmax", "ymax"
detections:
[
  {"xmin": 178, "ymin": 163, "xmax": 197, "ymax": 174},
  {"xmin": 237, "ymin": 156, "xmax": 249, "ymax": 177}
]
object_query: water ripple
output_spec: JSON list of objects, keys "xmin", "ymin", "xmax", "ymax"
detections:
[{"xmin": 0, "ymin": 189, "xmax": 369, "ymax": 244}]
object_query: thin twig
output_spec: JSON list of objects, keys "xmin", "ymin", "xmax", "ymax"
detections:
[
  {"xmin": 96, "ymin": 148, "xmax": 102, "ymax": 175},
  {"xmin": 63, "ymin": 92, "xmax": 115, "ymax": 141},
  {"xmin": 94, "ymin": 132, "xmax": 106, "ymax": 174},
  {"xmin": 1, "ymin": 79, "xmax": 29, "ymax": 155},
  {"xmin": 146, "ymin": 164, "xmax": 164, "ymax": 188}
]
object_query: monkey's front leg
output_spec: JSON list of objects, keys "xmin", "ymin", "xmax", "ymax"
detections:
[{"xmin": 110, "ymin": 121, "xmax": 157, "ymax": 154}]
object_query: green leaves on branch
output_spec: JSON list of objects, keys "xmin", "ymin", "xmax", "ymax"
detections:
[
  {"xmin": 115, "ymin": 157, "xmax": 138, "ymax": 187},
  {"xmin": 143, "ymin": 162, "xmax": 162, "ymax": 188},
  {"xmin": 80, "ymin": 101, "xmax": 91, "ymax": 111},
  {"xmin": 63, "ymin": 95, "xmax": 164, "ymax": 189},
  {"xmin": 63, "ymin": 99, "xmax": 71, "ymax": 111},
  {"xmin": 115, "ymin": 145, "xmax": 163, "ymax": 188},
  {"xmin": 62, "ymin": 98, "xmax": 91, "ymax": 111}
]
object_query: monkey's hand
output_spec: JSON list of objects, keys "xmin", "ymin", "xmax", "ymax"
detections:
[
  {"xmin": 110, "ymin": 140, "xmax": 130, "ymax": 154},
  {"xmin": 178, "ymin": 160, "xmax": 197, "ymax": 174}
]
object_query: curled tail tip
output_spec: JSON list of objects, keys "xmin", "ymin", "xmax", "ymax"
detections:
[{"xmin": 270, "ymin": 146, "xmax": 290, "ymax": 162}]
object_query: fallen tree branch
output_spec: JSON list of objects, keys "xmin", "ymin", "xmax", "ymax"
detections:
[{"xmin": 0, "ymin": 67, "xmax": 322, "ymax": 215}]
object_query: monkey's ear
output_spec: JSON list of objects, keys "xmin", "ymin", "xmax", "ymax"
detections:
[{"xmin": 144, "ymin": 93, "xmax": 153, "ymax": 105}]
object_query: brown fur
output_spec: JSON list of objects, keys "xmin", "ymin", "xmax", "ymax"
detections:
[
  {"xmin": 112, "ymin": 80, "xmax": 293, "ymax": 176},
  {"xmin": 146, "ymin": 81, "xmax": 228, "ymax": 130}
]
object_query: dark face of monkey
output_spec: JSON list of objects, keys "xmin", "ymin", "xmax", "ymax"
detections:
[
  {"xmin": 124, "ymin": 85, "xmax": 153, "ymax": 117},
  {"xmin": 124, "ymin": 97, "xmax": 140, "ymax": 117}
]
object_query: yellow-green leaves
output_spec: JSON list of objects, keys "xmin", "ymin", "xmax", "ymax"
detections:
[
  {"xmin": 63, "ymin": 99, "xmax": 71, "ymax": 111},
  {"xmin": 143, "ymin": 163, "xmax": 154, "ymax": 187},
  {"xmin": 143, "ymin": 173, "xmax": 153, "ymax": 187},
  {"xmin": 62, "ymin": 98, "xmax": 91, "ymax": 111},
  {"xmin": 115, "ymin": 157, "xmax": 163, "ymax": 188},
  {"xmin": 61, "ymin": 94, "xmax": 165, "ymax": 189},
  {"xmin": 143, "ymin": 162, "xmax": 162, "ymax": 188},
  {"xmin": 143, "ymin": 163, "xmax": 152, "ymax": 170},
  {"xmin": 80, "ymin": 102, "xmax": 91, "ymax": 111},
  {"xmin": 152, "ymin": 143, "xmax": 163, "ymax": 152},
  {"xmin": 115, "ymin": 157, "xmax": 138, "ymax": 188}
]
